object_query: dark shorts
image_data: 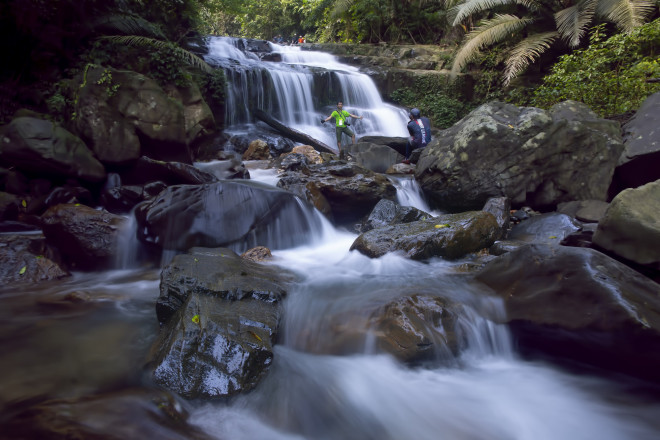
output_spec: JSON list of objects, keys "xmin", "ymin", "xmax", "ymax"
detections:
[{"xmin": 335, "ymin": 125, "xmax": 354, "ymax": 143}]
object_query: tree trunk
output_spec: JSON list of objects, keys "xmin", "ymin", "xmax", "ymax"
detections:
[{"xmin": 253, "ymin": 109, "xmax": 336, "ymax": 154}]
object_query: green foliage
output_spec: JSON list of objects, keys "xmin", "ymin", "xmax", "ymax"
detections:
[
  {"xmin": 449, "ymin": 0, "xmax": 658, "ymax": 85},
  {"xmin": 390, "ymin": 75, "xmax": 470, "ymax": 129},
  {"xmin": 531, "ymin": 20, "xmax": 660, "ymax": 116},
  {"xmin": 96, "ymin": 69, "xmax": 120, "ymax": 97}
]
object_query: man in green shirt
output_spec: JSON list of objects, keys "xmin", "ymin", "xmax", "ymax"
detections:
[{"xmin": 322, "ymin": 101, "xmax": 363, "ymax": 160}]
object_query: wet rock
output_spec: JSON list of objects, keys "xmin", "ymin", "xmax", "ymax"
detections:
[
  {"xmin": 358, "ymin": 198, "xmax": 430, "ymax": 233},
  {"xmin": 475, "ymin": 243, "xmax": 660, "ymax": 382},
  {"xmin": 100, "ymin": 185, "xmax": 144, "ymax": 213},
  {"xmin": 557, "ymin": 200, "xmax": 609, "ymax": 223},
  {"xmin": 1, "ymin": 388, "xmax": 212, "ymax": 440},
  {"xmin": 0, "ymin": 116, "xmax": 106, "ymax": 182},
  {"xmin": 609, "ymin": 92, "xmax": 660, "ymax": 195},
  {"xmin": 148, "ymin": 247, "xmax": 292, "ymax": 399},
  {"xmin": 290, "ymin": 145, "xmax": 323, "ymax": 164},
  {"xmin": 135, "ymin": 180, "xmax": 320, "ymax": 252},
  {"xmin": 292, "ymin": 294, "xmax": 464, "ymax": 365},
  {"xmin": 74, "ymin": 66, "xmax": 203, "ymax": 164},
  {"xmin": 415, "ymin": 101, "xmax": 623, "ymax": 212},
  {"xmin": 507, "ymin": 212, "xmax": 582, "ymax": 245},
  {"xmin": 351, "ymin": 211, "xmax": 500, "ymax": 260},
  {"xmin": 0, "ymin": 233, "xmax": 69, "ymax": 283},
  {"xmin": 356, "ymin": 136, "xmax": 408, "ymax": 156},
  {"xmin": 345, "ymin": 142, "xmax": 402, "ymax": 173},
  {"xmin": 482, "ymin": 196, "xmax": 511, "ymax": 238},
  {"xmin": 277, "ymin": 161, "xmax": 396, "ymax": 224},
  {"xmin": 242, "ymin": 139, "xmax": 271, "ymax": 160},
  {"xmin": 593, "ymin": 179, "xmax": 660, "ymax": 268},
  {"xmin": 0, "ymin": 191, "xmax": 19, "ymax": 220},
  {"xmin": 40, "ymin": 204, "xmax": 126, "ymax": 270},
  {"xmin": 241, "ymin": 246, "xmax": 273, "ymax": 262},
  {"xmin": 44, "ymin": 186, "xmax": 93, "ymax": 208},
  {"xmin": 118, "ymin": 156, "xmax": 218, "ymax": 186}
]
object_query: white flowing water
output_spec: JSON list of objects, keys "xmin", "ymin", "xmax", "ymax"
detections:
[
  {"xmin": 203, "ymin": 37, "xmax": 409, "ymax": 151},
  {"xmin": 185, "ymin": 226, "xmax": 660, "ymax": 440}
]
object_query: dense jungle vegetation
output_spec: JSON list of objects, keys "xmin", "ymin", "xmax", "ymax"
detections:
[{"xmin": 0, "ymin": 0, "xmax": 658, "ymax": 128}]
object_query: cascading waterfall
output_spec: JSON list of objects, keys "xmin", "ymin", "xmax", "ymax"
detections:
[{"xmin": 203, "ymin": 37, "xmax": 409, "ymax": 150}]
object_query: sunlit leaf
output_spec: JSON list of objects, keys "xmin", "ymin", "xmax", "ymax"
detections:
[
  {"xmin": 435, "ymin": 224, "xmax": 451, "ymax": 228},
  {"xmin": 19, "ymin": 266, "xmax": 27, "ymax": 275},
  {"xmin": 192, "ymin": 314, "xmax": 200, "ymax": 324}
]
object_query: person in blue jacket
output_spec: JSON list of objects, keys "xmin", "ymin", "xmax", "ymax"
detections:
[{"xmin": 404, "ymin": 108, "xmax": 431, "ymax": 164}]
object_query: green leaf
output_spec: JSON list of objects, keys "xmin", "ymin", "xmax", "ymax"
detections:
[{"xmin": 19, "ymin": 266, "xmax": 27, "ymax": 275}]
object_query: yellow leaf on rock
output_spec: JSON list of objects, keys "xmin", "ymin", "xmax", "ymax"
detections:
[
  {"xmin": 21, "ymin": 200, "xmax": 26, "ymax": 208},
  {"xmin": 192, "ymin": 315, "xmax": 200, "ymax": 324},
  {"xmin": 549, "ymin": 236, "xmax": 557, "ymax": 239},
  {"xmin": 19, "ymin": 266, "xmax": 27, "ymax": 275},
  {"xmin": 249, "ymin": 330, "xmax": 262, "ymax": 342},
  {"xmin": 435, "ymin": 224, "xmax": 450, "ymax": 229}
]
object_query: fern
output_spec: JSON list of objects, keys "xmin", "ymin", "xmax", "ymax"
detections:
[{"xmin": 98, "ymin": 36, "xmax": 213, "ymax": 73}]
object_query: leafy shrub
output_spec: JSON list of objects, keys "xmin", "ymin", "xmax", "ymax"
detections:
[
  {"xmin": 390, "ymin": 75, "xmax": 469, "ymax": 129},
  {"xmin": 531, "ymin": 20, "xmax": 660, "ymax": 116}
]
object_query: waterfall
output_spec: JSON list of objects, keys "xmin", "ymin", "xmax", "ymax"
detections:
[{"xmin": 203, "ymin": 37, "xmax": 409, "ymax": 149}]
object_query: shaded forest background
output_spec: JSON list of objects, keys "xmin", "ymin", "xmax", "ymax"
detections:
[{"xmin": 0, "ymin": 0, "xmax": 658, "ymax": 129}]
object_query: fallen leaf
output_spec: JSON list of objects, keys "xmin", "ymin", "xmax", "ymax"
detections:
[
  {"xmin": 435, "ymin": 224, "xmax": 450, "ymax": 229},
  {"xmin": 549, "ymin": 236, "xmax": 557, "ymax": 239},
  {"xmin": 19, "ymin": 266, "xmax": 27, "ymax": 275},
  {"xmin": 249, "ymin": 330, "xmax": 262, "ymax": 342},
  {"xmin": 192, "ymin": 314, "xmax": 200, "ymax": 324},
  {"xmin": 21, "ymin": 200, "xmax": 27, "ymax": 208}
]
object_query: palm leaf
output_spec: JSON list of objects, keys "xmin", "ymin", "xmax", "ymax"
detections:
[
  {"xmin": 99, "ymin": 36, "xmax": 213, "ymax": 73},
  {"xmin": 503, "ymin": 31, "xmax": 558, "ymax": 85},
  {"xmin": 450, "ymin": 0, "xmax": 539, "ymax": 25},
  {"xmin": 451, "ymin": 14, "xmax": 535, "ymax": 77},
  {"xmin": 555, "ymin": 0, "xmax": 598, "ymax": 47},
  {"xmin": 596, "ymin": 0, "xmax": 657, "ymax": 32},
  {"xmin": 94, "ymin": 14, "xmax": 166, "ymax": 39}
]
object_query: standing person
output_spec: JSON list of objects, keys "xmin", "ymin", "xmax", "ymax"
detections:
[
  {"xmin": 404, "ymin": 108, "xmax": 432, "ymax": 164},
  {"xmin": 322, "ymin": 101, "xmax": 363, "ymax": 160}
]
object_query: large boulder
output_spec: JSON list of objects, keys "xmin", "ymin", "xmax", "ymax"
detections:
[
  {"xmin": 277, "ymin": 161, "xmax": 396, "ymax": 224},
  {"xmin": 134, "ymin": 180, "xmax": 322, "ymax": 252},
  {"xmin": 350, "ymin": 211, "xmax": 500, "ymax": 260},
  {"xmin": 147, "ymin": 247, "xmax": 291, "ymax": 399},
  {"xmin": 75, "ymin": 66, "xmax": 213, "ymax": 164},
  {"xmin": 0, "ymin": 233, "xmax": 69, "ymax": 283},
  {"xmin": 475, "ymin": 243, "xmax": 660, "ymax": 382},
  {"xmin": 593, "ymin": 179, "xmax": 660, "ymax": 268},
  {"xmin": 0, "ymin": 117, "xmax": 106, "ymax": 182},
  {"xmin": 288, "ymin": 293, "xmax": 464, "ymax": 365},
  {"xmin": 609, "ymin": 92, "xmax": 660, "ymax": 194},
  {"xmin": 357, "ymin": 198, "xmax": 430, "ymax": 233},
  {"xmin": 415, "ymin": 101, "xmax": 624, "ymax": 212},
  {"xmin": 40, "ymin": 204, "xmax": 126, "ymax": 270},
  {"xmin": 345, "ymin": 142, "xmax": 402, "ymax": 173}
]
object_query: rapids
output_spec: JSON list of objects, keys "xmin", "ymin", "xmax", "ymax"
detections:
[{"xmin": 1, "ymin": 40, "xmax": 659, "ymax": 440}]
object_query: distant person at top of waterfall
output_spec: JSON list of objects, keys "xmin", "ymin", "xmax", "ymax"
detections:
[
  {"xmin": 403, "ymin": 108, "xmax": 431, "ymax": 164},
  {"xmin": 322, "ymin": 101, "xmax": 363, "ymax": 160}
]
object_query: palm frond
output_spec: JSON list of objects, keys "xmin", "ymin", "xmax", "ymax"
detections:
[
  {"xmin": 451, "ymin": 14, "xmax": 534, "ymax": 76},
  {"xmin": 503, "ymin": 31, "xmax": 558, "ymax": 85},
  {"xmin": 450, "ymin": 0, "xmax": 539, "ymax": 25},
  {"xmin": 94, "ymin": 14, "xmax": 166, "ymax": 39},
  {"xmin": 99, "ymin": 36, "xmax": 213, "ymax": 73},
  {"xmin": 597, "ymin": 0, "xmax": 657, "ymax": 32},
  {"xmin": 555, "ymin": 0, "xmax": 597, "ymax": 47},
  {"xmin": 331, "ymin": 0, "xmax": 356, "ymax": 18}
]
